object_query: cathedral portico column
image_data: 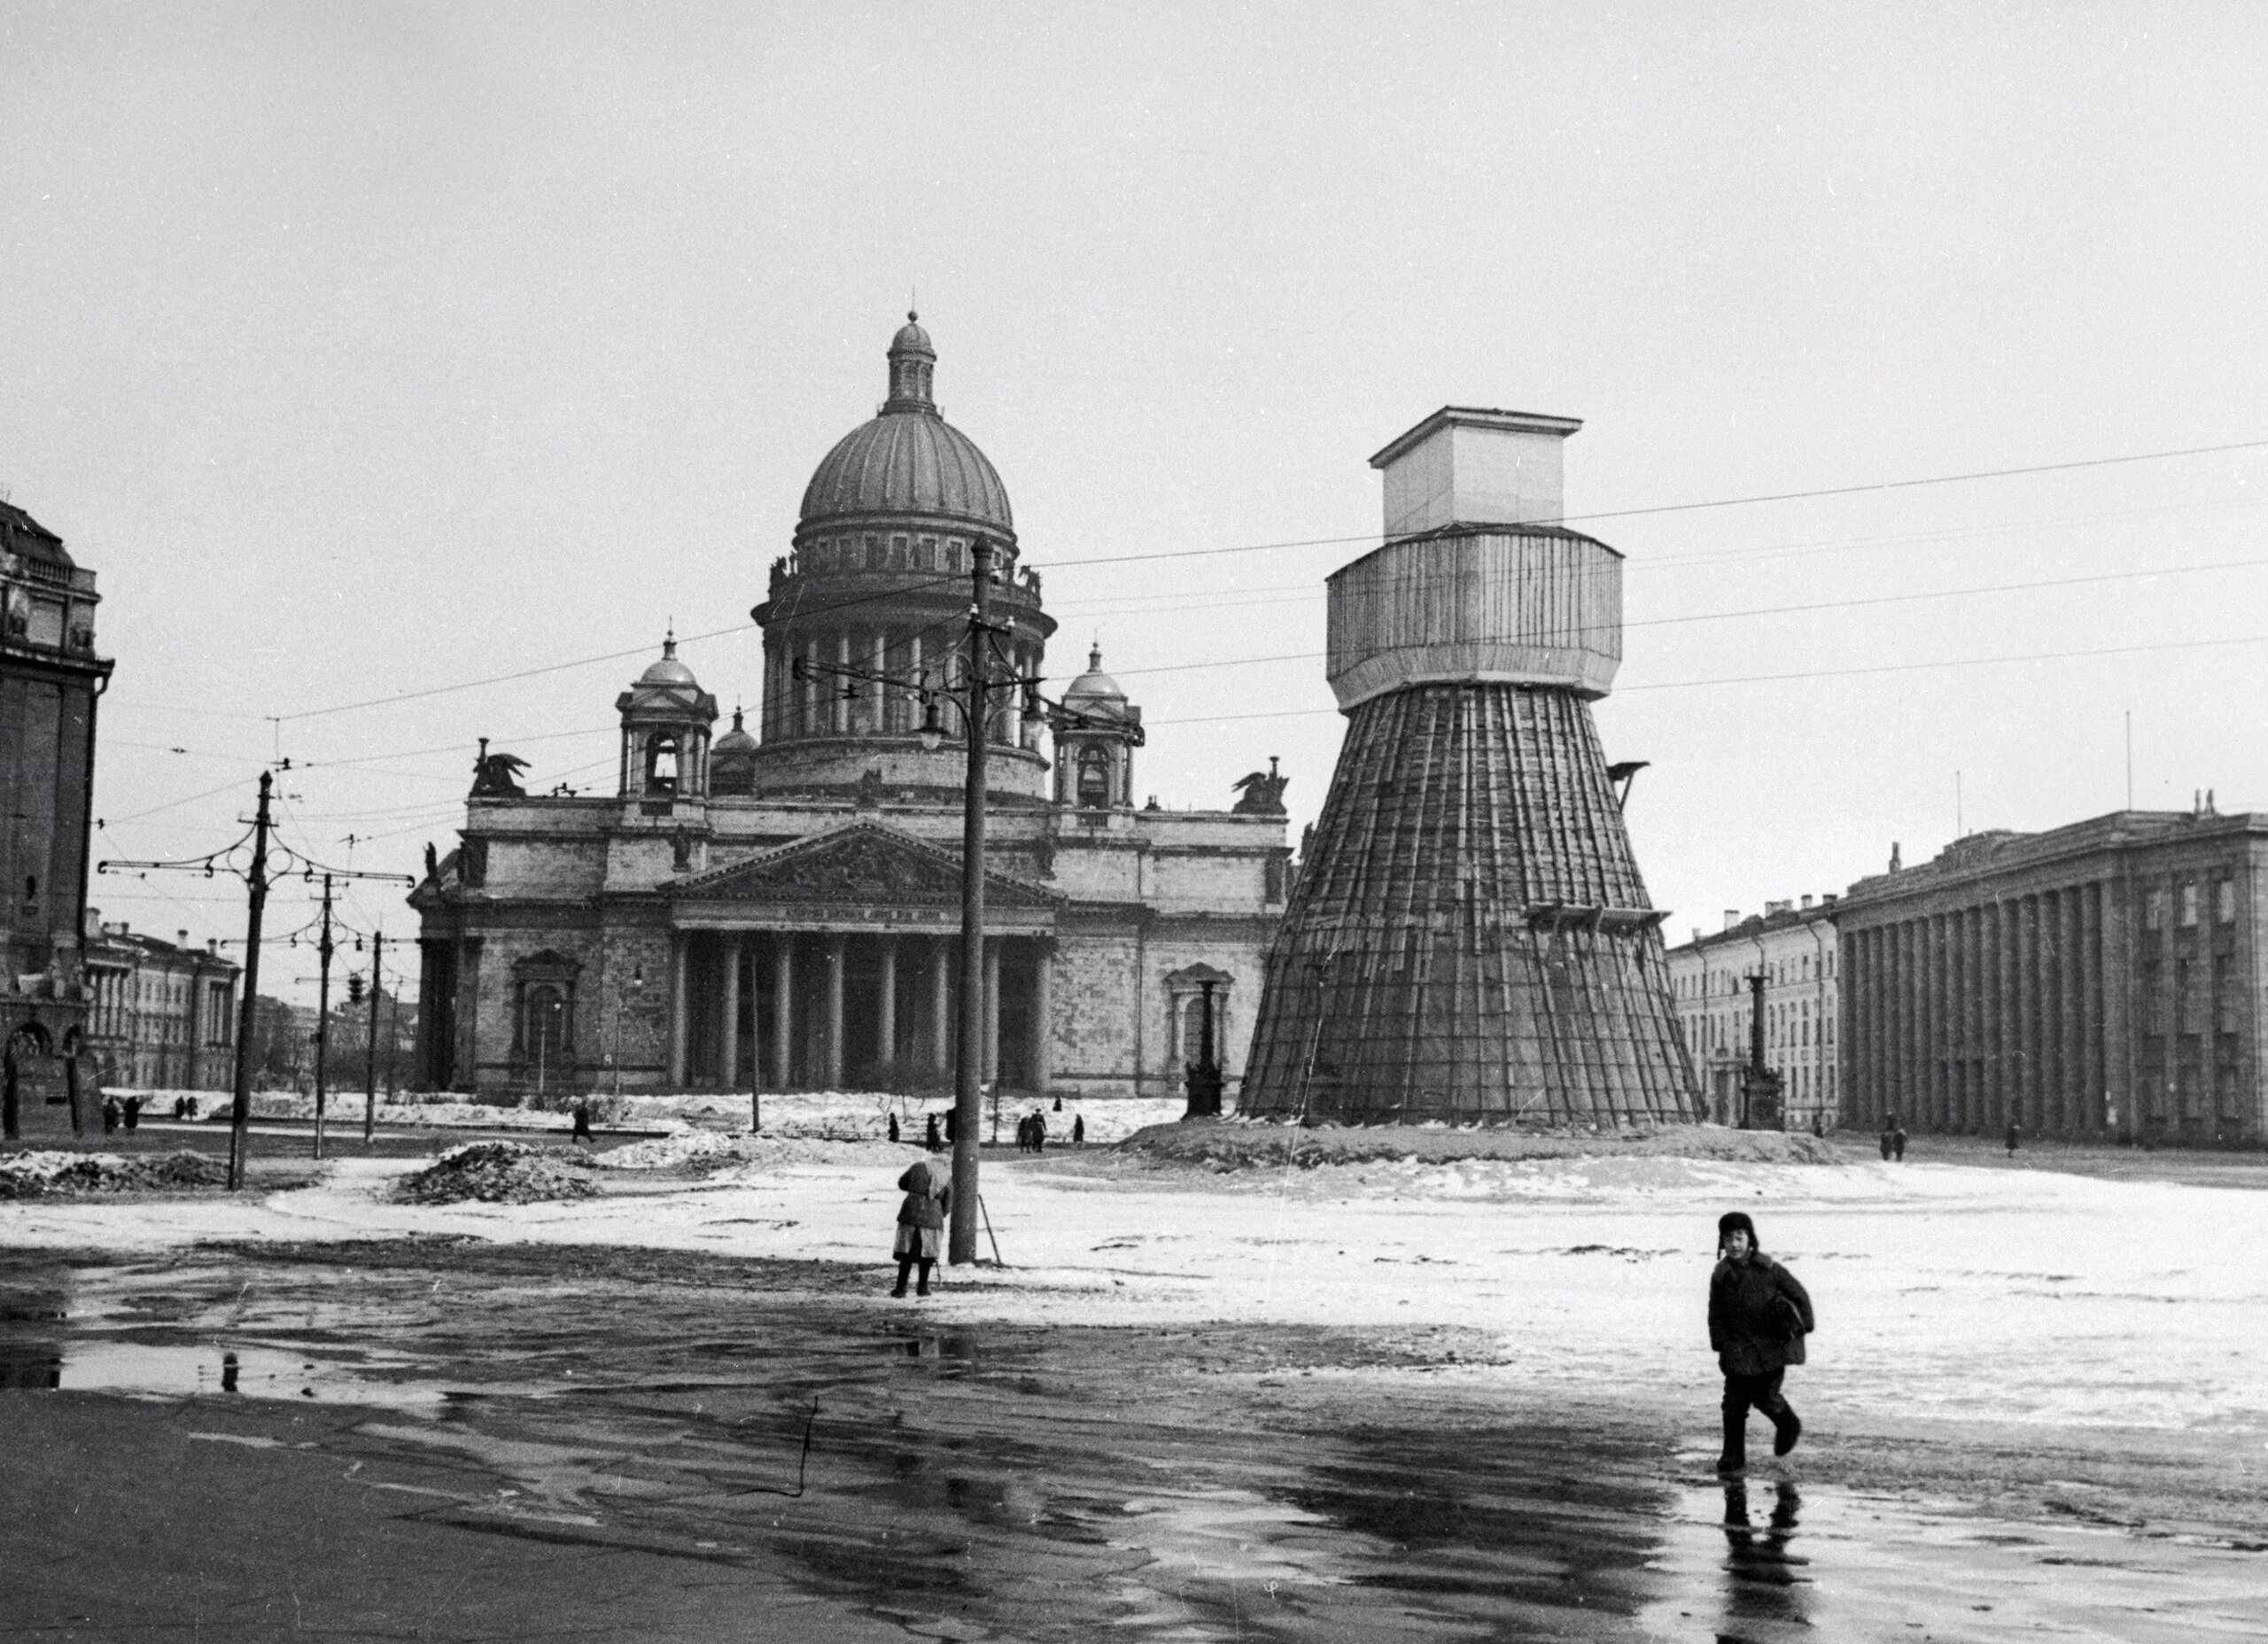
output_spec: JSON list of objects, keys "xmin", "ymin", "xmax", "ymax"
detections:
[
  {"xmin": 772, "ymin": 936, "xmax": 795, "ymax": 1090},
  {"xmin": 1031, "ymin": 941, "xmax": 1052, "ymax": 1097},
  {"xmin": 826, "ymin": 935, "xmax": 847, "ymax": 1089},
  {"xmin": 877, "ymin": 936, "xmax": 897, "ymax": 1073},
  {"xmin": 930, "ymin": 939, "xmax": 951, "ymax": 1072},
  {"xmin": 718, "ymin": 934, "xmax": 742, "ymax": 1090},
  {"xmin": 983, "ymin": 937, "xmax": 1001, "ymax": 1085},
  {"xmin": 669, "ymin": 932, "xmax": 689, "ymax": 1090}
]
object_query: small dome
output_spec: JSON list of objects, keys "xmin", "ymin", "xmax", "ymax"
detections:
[
  {"xmin": 638, "ymin": 635, "xmax": 698, "ymax": 686},
  {"xmin": 892, "ymin": 310, "xmax": 934, "ymax": 356},
  {"xmin": 1064, "ymin": 644, "xmax": 1126, "ymax": 703},
  {"xmin": 712, "ymin": 705, "xmax": 757, "ymax": 754}
]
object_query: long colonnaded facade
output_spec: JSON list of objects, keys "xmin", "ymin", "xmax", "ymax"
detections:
[
  {"xmin": 1240, "ymin": 408, "xmax": 1697, "ymax": 1125},
  {"xmin": 410, "ymin": 317, "xmax": 1290, "ymax": 1102},
  {"xmin": 1837, "ymin": 807, "xmax": 2268, "ymax": 1144}
]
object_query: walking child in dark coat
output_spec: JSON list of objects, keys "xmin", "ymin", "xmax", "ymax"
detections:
[
  {"xmin": 1891, "ymin": 1125, "xmax": 1907, "ymax": 1162},
  {"xmin": 101, "ymin": 1096, "xmax": 120, "ymax": 1136},
  {"xmin": 891, "ymin": 1159, "xmax": 951, "ymax": 1297},
  {"xmin": 1072, "ymin": 1113, "xmax": 1084, "ymax": 1146},
  {"xmin": 571, "ymin": 1101, "xmax": 593, "ymax": 1144},
  {"xmin": 122, "ymin": 1096, "xmax": 141, "ymax": 1131},
  {"xmin": 1708, "ymin": 1211, "xmax": 1814, "ymax": 1474},
  {"xmin": 924, "ymin": 1113, "xmax": 942, "ymax": 1152},
  {"xmin": 888, "ymin": 1113, "xmax": 900, "ymax": 1145}
]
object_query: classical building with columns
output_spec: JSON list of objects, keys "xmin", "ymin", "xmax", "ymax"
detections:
[
  {"xmin": 1837, "ymin": 805, "xmax": 2268, "ymax": 1144},
  {"xmin": 409, "ymin": 316, "xmax": 1291, "ymax": 1103}
]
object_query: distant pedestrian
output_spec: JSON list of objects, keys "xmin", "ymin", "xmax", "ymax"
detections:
[
  {"xmin": 1891, "ymin": 1125, "xmax": 1907, "ymax": 1163},
  {"xmin": 1029, "ymin": 1109, "xmax": 1046, "ymax": 1153},
  {"xmin": 101, "ymin": 1096, "xmax": 120, "ymax": 1136},
  {"xmin": 890, "ymin": 1158, "xmax": 951, "ymax": 1298},
  {"xmin": 122, "ymin": 1096, "xmax": 141, "ymax": 1131},
  {"xmin": 1014, "ymin": 1113, "xmax": 1029, "ymax": 1152},
  {"xmin": 1052, "ymin": 1095, "xmax": 1061, "ymax": 1113},
  {"xmin": 2004, "ymin": 1120, "xmax": 2020, "ymax": 1156},
  {"xmin": 1878, "ymin": 1121, "xmax": 1894, "ymax": 1161},
  {"xmin": 925, "ymin": 1113, "xmax": 943, "ymax": 1152},
  {"xmin": 1709, "ymin": 1211, "xmax": 1814, "ymax": 1475},
  {"xmin": 184, "ymin": 1096, "xmax": 198, "ymax": 1120},
  {"xmin": 571, "ymin": 1101, "xmax": 593, "ymax": 1144},
  {"xmin": 944, "ymin": 1106, "xmax": 959, "ymax": 1144},
  {"xmin": 1072, "ymin": 1113, "xmax": 1084, "ymax": 1146},
  {"xmin": 888, "ymin": 1113, "xmax": 901, "ymax": 1145},
  {"xmin": 1809, "ymin": 1113, "xmax": 1823, "ymax": 1139},
  {"xmin": 172, "ymin": 1095, "xmax": 186, "ymax": 1120}
]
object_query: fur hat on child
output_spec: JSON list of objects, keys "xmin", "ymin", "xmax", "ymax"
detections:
[{"xmin": 1716, "ymin": 1211, "xmax": 1759, "ymax": 1251}]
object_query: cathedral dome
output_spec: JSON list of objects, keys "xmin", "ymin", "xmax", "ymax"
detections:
[{"xmin": 798, "ymin": 314, "xmax": 1014, "ymax": 535}]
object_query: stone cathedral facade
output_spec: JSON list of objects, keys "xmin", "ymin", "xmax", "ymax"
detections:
[{"xmin": 410, "ymin": 317, "xmax": 1291, "ymax": 1102}]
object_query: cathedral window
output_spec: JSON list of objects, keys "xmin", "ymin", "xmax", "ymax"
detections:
[{"xmin": 897, "ymin": 533, "xmax": 916, "ymax": 569}]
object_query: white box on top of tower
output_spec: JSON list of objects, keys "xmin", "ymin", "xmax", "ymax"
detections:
[{"xmin": 1371, "ymin": 406, "xmax": 1581, "ymax": 539}]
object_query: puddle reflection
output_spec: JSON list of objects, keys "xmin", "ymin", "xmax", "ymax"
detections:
[{"xmin": 1719, "ymin": 1479, "xmax": 1810, "ymax": 1634}]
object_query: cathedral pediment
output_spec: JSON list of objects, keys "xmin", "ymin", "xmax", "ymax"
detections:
[{"xmin": 665, "ymin": 821, "xmax": 1060, "ymax": 909}]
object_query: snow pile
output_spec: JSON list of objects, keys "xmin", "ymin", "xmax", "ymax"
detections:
[
  {"xmin": 395, "ymin": 1143, "xmax": 596, "ymax": 1205},
  {"xmin": 591, "ymin": 1131, "xmax": 750, "ymax": 1171},
  {"xmin": 0, "ymin": 1149, "xmax": 229, "ymax": 1198},
  {"xmin": 1117, "ymin": 1119, "xmax": 1842, "ymax": 1171}
]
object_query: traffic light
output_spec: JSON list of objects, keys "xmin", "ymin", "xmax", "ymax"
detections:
[{"xmin": 347, "ymin": 973, "xmax": 365, "ymax": 1006}]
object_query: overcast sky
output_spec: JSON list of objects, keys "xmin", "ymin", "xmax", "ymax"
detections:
[{"xmin": 7, "ymin": 2, "xmax": 2267, "ymax": 1004}]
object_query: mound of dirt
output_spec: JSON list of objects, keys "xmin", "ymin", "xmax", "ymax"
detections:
[
  {"xmin": 395, "ymin": 1142, "xmax": 598, "ymax": 1205},
  {"xmin": 0, "ymin": 1149, "xmax": 231, "ymax": 1198},
  {"xmin": 1115, "ymin": 1120, "xmax": 1843, "ymax": 1171}
]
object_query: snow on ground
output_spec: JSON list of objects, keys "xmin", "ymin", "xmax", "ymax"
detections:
[
  {"xmin": 8, "ymin": 1132, "xmax": 2264, "ymax": 1444},
  {"xmin": 108, "ymin": 1087, "xmax": 1184, "ymax": 1144}
]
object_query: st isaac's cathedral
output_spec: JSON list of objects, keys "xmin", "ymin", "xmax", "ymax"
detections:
[{"xmin": 410, "ymin": 316, "xmax": 1292, "ymax": 1103}]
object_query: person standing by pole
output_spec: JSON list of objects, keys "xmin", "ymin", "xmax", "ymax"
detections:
[
  {"xmin": 948, "ymin": 537, "xmax": 994, "ymax": 1267},
  {"xmin": 1708, "ymin": 1211, "xmax": 1814, "ymax": 1475}
]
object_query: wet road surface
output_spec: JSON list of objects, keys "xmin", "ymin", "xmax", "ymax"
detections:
[{"xmin": 1, "ymin": 1245, "xmax": 2260, "ymax": 1641}]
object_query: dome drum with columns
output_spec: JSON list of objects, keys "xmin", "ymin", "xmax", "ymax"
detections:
[{"xmin": 410, "ymin": 316, "xmax": 1290, "ymax": 1106}]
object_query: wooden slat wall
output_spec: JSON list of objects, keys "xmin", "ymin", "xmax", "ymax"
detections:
[{"xmin": 1242, "ymin": 681, "xmax": 1699, "ymax": 1127}]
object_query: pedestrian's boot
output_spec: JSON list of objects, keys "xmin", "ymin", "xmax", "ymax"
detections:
[
  {"xmin": 890, "ymin": 1259, "xmax": 911, "ymax": 1299},
  {"xmin": 915, "ymin": 1260, "xmax": 933, "ymax": 1298},
  {"xmin": 1716, "ymin": 1410, "xmax": 1747, "ymax": 1475},
  {"xmin": 1772, "ymin": 1407, "xmax": 1803, "ymax": 1457}
]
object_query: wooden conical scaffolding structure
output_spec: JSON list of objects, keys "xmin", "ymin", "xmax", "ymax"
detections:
[{"xmin": 1240, "ymin": 407, "xmax": 1698, "ymax": 1127}]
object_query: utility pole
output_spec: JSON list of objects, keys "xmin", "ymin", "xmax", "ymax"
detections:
[
  {"xmin": 951, "ymin": 537, "xmax": 994, "ymax": 1267},
  {"xmin": 363, "ymin": 929, "xmax": 384, "ymax": 1144},
  {"xmin": 312, "ymin": 873, "xmax": 335, "ymax": 1159},
  {"xmin": 227, "ymin": 772, "xmax": 275, "ymax": 1190},
  {"xmin": 97, "ymin": 772, "xmax": 405, "ymax": 1189},
  {"xmin": 788, "ymin": 532, "xmax": 1113, "ymax": 1266}
]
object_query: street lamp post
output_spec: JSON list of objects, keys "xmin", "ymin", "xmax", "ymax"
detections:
[{"xmin": 612, "ymin": 965, "xmax": 644, "ymax": 1097}]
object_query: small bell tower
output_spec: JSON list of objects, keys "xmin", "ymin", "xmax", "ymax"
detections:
[
  {"xmin": 1053, "ymin": 644, "xmax": 1145, "ymax": 810},
  {"xmin": 615, "ymin": 635, "xmax": 718, "ymax": 806}
]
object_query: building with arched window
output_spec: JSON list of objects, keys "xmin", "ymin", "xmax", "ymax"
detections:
[{"xmin": 410, "ymin": 317, "xmax": 1291, "ymax": 1103}]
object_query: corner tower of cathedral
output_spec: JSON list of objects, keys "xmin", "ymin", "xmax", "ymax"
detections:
[{"xmin": 750, "ymin": 315, "xmax": 1056, "ymax": 803}]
